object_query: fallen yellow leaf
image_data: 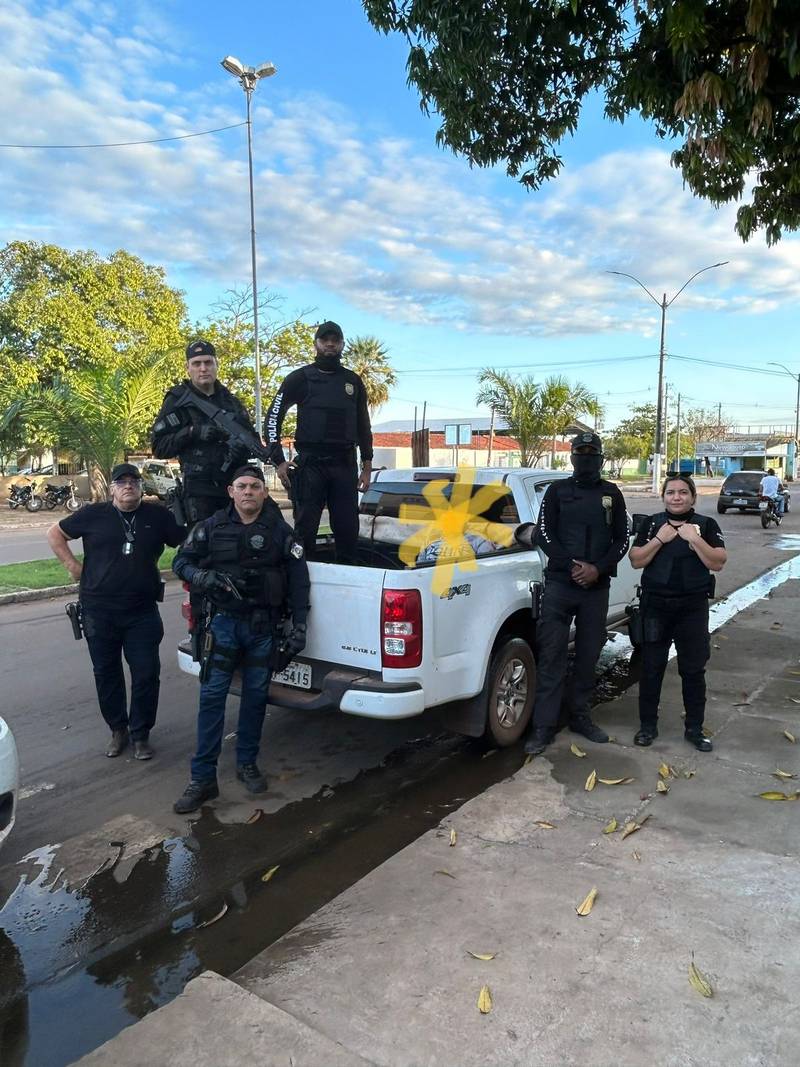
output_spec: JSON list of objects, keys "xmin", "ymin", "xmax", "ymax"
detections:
[
  {"xmin": 576, "ymin": 887, "xmax": 598, "ymax": 916},
  {"xmin": 434, "ymin": 869, "xmax": 456, "ymax": 878},
  {"xmin": 570, "ymin": 743, "xmax": 587, "ymax": 758},
  {"xmin": 523, "ymin": 753, "xmax": 534, "ymax": 765},
  {"xmin": 534, "ymin": 820, "xmax": 556, "ymax": 829},
  {"xmin": 450, "ymin": 828, "xmax": 457, "ymax": 847},
  {"xmin": 621, "ymin": 814, "xmax": 650, "ymax": 839},
  {"xmin": 773, "ymin": 768, "xmax": 797, "ymax": 780},
  {"xmin": 260, "ymin": 865, "xmax": 280, "ymax": 883},
  {"xmin": 585, "ymin": 769, "xmax": 597, "ymax": 792},
  {"xmin": 602, "ymin": 817, "xmax": 617, "ymax": 834},
  {"xmin": 757, "ymin": 791, "xmax": 792, "ymax": 801},
  {"xmin": 656, "ymin": 780, "xmax": 669, "ymax": 794},
  {"xmin": 477, "ymin": 984, "xmax": 493, "ymax": 1014},
  {"xmin": 468, "ymin": 951, "xmax": 496, "ymax": 961},
  {"xmin": 197, "ymin": 902, "xmax": 228, "ymax": 929},
  {"xmin": 688, "ymin": 961, "xmax": 713, "ymax": 998},
  {"xmin": 631, "ymin": 849, "xmax": 642, "ymax": 862},
  {"xmin": 784, "ymin": 731, "xmax": 796, "ymax": 743},
  {"xmin": 598, "ymin": 777, "xmax": 635, "ymax": 785},
  {"xmin": 246, "ymin": 809, "xmax": 264, "ymax": 824},
  {"xmin": 658, "ymin": 762, "xmax": 671, "ymax": 779}
]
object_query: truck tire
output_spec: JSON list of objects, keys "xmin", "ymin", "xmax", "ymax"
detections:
[{"xmin": 484, "ymin": 636, "xmax": 535, "ymax": 747}]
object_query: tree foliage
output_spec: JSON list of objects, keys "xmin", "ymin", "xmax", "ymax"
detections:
[
  {"xmin": 476, "ymin": 369, "xmax": 597, "ymax": 466},
  {"xmin": 343, "ymin": 335, "xmax": 398, "ymax": 413},
  {"xmin": 0, "ymin": 241, "xmax": 187, "ymax": 393},
  {"xmin": 364, "ymin": 0, "xmax": 800, "ymax": 243}
]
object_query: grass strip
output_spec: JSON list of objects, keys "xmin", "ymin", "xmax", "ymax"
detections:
[{"xmin": 0, "ymin": 548, "xmax": 178, "ymax": 595}]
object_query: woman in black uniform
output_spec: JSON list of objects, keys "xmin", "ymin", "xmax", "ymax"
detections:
[{"xmin": 629, "ymin": 474, "xmax": 727, "ymax": 751}]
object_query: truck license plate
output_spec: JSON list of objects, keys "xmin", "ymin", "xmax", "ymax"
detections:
[
  {"xmin": 271, "ymin": 661, "xmax": 312, "ymax": 690},
  {"xmin": 734, "ymin": 497, "xmax": 748, "ymax": 505}
]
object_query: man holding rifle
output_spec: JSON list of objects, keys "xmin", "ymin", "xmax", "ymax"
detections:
[
  {"xmin": 151, "ymin": 339, "xmax": 264, "ymax": 525},
  {"xmin": 172, "ymin": 465, "xmax": 309, "ymax": 813}
]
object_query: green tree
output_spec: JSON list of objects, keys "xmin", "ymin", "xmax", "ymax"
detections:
[
  {"xmin": 17, "ymin": 352, "xmax": 175, "ymax": 497},
  {"xmin": 364, "ymin": 1, "xmax": 800, "ymax": 244},
  {"xmin": 536, "ymin": 375, "xmax": 600, "ymax": 466},
  {"xmin": 603, "ymin": 432, "xmax": 646, "ymax": 477},
  {"xmin": 609, "ymin": 403, "xmax": 657, "ymax": 460},
  {"xmin": 343, "ymin": 336, "xmax": 398, "ymax": 414},
  {"xmin": 0, "ymin": 242, "xmax": 187, "ymax": 393}
]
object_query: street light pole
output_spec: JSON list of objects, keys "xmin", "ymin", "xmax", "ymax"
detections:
[
  {"xmin": 607, "ymin": 260, "xmax": 728, "ymax": 493},
  {"xmin": 221, "ymin": 55, "xmax": 277, "ymax": 439},
  {"xmin": 767, "ymin": 361, "xmax": 800, "ymax": 478}
]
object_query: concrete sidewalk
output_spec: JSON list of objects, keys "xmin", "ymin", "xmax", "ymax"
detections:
[{"xmin": 77, "ymin": 573, "xmax": 800, "ymax": 1066}]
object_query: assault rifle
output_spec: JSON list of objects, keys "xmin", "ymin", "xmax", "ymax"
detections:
[{"xmin": 173, "ymin": 387, "xmax": 273, "ymax": 472}]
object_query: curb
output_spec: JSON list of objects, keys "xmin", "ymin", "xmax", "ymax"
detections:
[{"xmin": 0, "ymin": 570, "xmax": 180, "ymax": 608}]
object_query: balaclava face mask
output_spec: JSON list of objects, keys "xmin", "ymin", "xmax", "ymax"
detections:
[
  {"xmin": 571, "ymin": 452, "xmax": 603, "ymax": 486},
  {"xmin": 314, "ymin": 337, "xmax": 343, "ymax": 373}
]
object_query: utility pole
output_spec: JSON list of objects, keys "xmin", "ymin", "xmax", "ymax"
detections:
[
  {"xmin": 676, "ymin": 392, "xmax": 682, "ymax": 475},
  {"xmin": 487, "ymin": 406, "xmax": 495, "ymax": 466},
  {"xmin": 663, "ymin": 381, "xmax": 670, "ymax": 471}
]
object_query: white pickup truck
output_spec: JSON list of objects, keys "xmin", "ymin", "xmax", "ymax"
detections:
[{"xmin": 177, "ymin": 467, "xmax": 638, "ymax": 746}]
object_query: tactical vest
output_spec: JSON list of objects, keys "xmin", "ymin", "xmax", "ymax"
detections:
[
  {"xmin": 173, "ymin": 384, "xmax": 249, "ymax": 490},
  {"xmin": 551, "ymin": 479, "xmax": 617, "ymax": 569},
  {"xmin": 641, "ymin": 512, "xmax": 714, "ymax": 595},
  {"xmin": 203, "ymin": 508, "xmax": 288, "ymax": 613},
  {"xmin": 295, "ymin": 365, "xmax": 359, "ymax": 449}
]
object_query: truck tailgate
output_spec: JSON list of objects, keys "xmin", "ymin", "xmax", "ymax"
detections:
[{"xmin": 304, "ymin": 561, "xmax": 385, "ymax": 672}]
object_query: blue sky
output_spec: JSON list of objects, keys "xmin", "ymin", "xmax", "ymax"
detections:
[{"xmin": 2, "ymin": 0, "xmax": 799, "ymax": 435}]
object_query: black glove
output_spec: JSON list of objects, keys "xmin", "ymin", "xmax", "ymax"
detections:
[
  {"xmin": 270, "ymin": 624, "xmax": 306, "ymax": 675},
  {"xmin": 191, "ymin": 569, "xmax": 237, "ymax": 596},
  {"xmin": 198, "ymin": 423, "xmax": 228, "ymax": 443}
]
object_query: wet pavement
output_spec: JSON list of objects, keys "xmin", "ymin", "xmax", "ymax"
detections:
[{"xmin": 0, "ymin": 500, "xmax": 798, "ymax": 1065}]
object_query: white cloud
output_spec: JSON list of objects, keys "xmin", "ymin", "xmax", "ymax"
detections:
[{"xmin": 2, "ymin": 1, "xmax": 800, "ymax": 339}]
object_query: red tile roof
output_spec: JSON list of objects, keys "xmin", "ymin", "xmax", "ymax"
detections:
[{"xmin": 371, "ymin": 431, "xmax": 571, "ymax": 452}]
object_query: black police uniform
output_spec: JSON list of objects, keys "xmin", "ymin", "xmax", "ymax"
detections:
[
  {"xmin": 265, "ymin": 361, "xmax": 373, "ymax": 560},
  {"xmin": 172, "ymin": 499, "xmax": 310, "ymax": 788},
  {"xmin": 60, "ymin": 501, "xmax": 186, "ymax": 743},
  {"xmin": 151, "ymin": 380, "xmax": 255, "ymax": 524},
  {"xmin": 633, "ymin": 510, "xmax": 725, "ymax": 740},
  {"xmin": 529, "ymin": 460, "xmax": 629, "ymax": 739}
]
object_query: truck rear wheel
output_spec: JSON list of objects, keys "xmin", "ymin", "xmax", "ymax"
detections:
[{"xmin": 484, "ymin": 637, "xmax": 535, "ymax": 747}]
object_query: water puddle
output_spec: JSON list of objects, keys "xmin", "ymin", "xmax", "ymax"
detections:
[
  {"xmin": 767, "ymin": 533, "xmax": 800, "ymax": 552},
  {"xmin": 2, "ymin": 555, "xmax": 799, "ymax": 1065}
]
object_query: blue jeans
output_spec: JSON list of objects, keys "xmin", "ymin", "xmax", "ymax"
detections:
[
  {"xmin": 83, "ymin": 605, "xmax": 164, "ymax": 740},
  {"xmin": 191, "ymin": 613, "xmax": 273, "ymax": 782}
]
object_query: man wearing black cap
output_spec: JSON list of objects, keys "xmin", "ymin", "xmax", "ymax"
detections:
[
  {"xmin": 47, "ymin": 463, "xmax": 186, "ymax": 759},
  {"xmin": 151, "ymin": 339, "xmax": 257, "ymax": 525},
  {"xmin": 264, "ymin": 321, "xmax": 373, "ymax": 561},
  {"xmin": 172, "ymin": 465, "xmax": 309, "ymax": 812},
  {"xmin": 524, "ymin": 432, "xmax": 629, "ymax": 756}
]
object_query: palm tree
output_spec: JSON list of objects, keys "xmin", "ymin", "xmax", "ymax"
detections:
[
  {"xmin": 343, "ymin": 336, "xmax": 397, "ymax": 415},
  {"xmin": 17, "ymin": 351, "xmax": 175, "ymax": 497},
  {"xmin": 534, "ymin": 375, "xmax": 600, "ymax": 466},
  {"xmin": 476, "ymin": 370, "xmax": 546, "ymax": 466}
]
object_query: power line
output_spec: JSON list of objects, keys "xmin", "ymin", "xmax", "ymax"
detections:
[
  {"xmin": 397, "ymin": 353, "xmax": 657, "ymax": 376},
  {"xmin": 669, "ymin": 353, "xmax": 788, "ymax": 377},
  {"xmin": 0, "ymin": 122, "xmax": 247, "ymax": 149}
]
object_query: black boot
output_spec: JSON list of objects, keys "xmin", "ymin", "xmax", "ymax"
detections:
[
  {"xmin": 174, "ymin": 779, "xmax": 220, "ymax": 814},
  {"xmin": 634, "ymin": 726, "xmax": 658, "ymax": 747},
  {"xmin": 236, "ymin": 763, "xmax": 268, "ymax": 794},
  {"xmin": 106, "ymin": 729, "xmax": 129, "ymax": 758},
  {"xmin": 685, "ymin": 731, "xmax": 713, "ymax": 752},
  {"xmin": 524, "ymin": 724, "xmax": 553, "ymax": 756},
  {"xmin": 569, "ymin": 715, "xmax": 609, "ymax": 744}
]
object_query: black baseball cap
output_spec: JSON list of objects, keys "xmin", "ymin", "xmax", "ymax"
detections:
[
  {"xmin": 570, "ymin": 431, "xmax": 603, "ymax": 454},
  {"xmin": 186, "ymin": 339, "xmax": 216, "ymax": 360},
  {"xmin": 230, "ymin": 464, "xmax": 265, "ymax": 484},
  {"xmin": 111, "ymin": 463, "xmax": 142, "ymax": 482},
  {"xmin": 314, "ymin": 321, "xmax": 344, "ymax": 341}
]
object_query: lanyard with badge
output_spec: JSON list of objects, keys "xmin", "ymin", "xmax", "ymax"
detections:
[{"xmin": 116, "ymin": 509, "xmax": 136, "ymax": 556}]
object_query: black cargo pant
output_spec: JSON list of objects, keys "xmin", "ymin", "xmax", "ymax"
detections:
[
  {"xmin": 638, "ymin": 592, "xmax": 710, "ymax": 734},
  {"xmin": 184, "ymin": 491, "xmax": 229, "ymax": 526},
  {"xmin": 532, "ymin": 579, "xmax": 610, "ymax": 731},
  {"xmin": 292, "ymin": 453, "xmax": 359, "ymax": 562},
  {"xmin": 83, "ymin": 605, "xmax": 164, "ymax": 740}
]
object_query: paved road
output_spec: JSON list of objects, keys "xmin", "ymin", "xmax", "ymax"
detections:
[{"xmin": 0, "ymin": 525, "xmax": 83, "ymax": 566}]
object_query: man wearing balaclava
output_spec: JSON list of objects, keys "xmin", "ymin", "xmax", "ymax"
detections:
[
  {"xmin": 524, "ymin": 431, "xmax": 629, "ymax": 756},
  {"xmin": 264, "ymin": 322, "xmax": 373, "ymax": 561}
]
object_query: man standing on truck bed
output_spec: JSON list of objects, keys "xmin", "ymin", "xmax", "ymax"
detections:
[
  {"xmin": 264, "ymin": 321, "xmax": 373, "ymax": 562},
  {"xmin": 172, "ymin": 465, "xmax": 309, "ymax": 813},
  {"xmin": 524, "ymin": 432, "xmax": 629, "ymax": 756},
  {"xmin": 151, "ymin": 340, "xmax": 257, "ymax": 525}
]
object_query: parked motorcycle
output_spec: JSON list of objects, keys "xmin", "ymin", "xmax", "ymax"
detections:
[
  {"xmin": 7, "ymin": 481, "xmax": 44, "ymax": 512},
  {"xmin": 43, "ymin": 481, "xmax": 83, "ymax": 511},
  {"xmin": 759, "ymin": 495, "xmax": 782, "ymax": 529}
]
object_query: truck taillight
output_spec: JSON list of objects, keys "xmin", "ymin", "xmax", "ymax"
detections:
[
  {"xmin": 181, "ymin": 582, "xmax": 194, "ymax": 629},
  {"xmin": 381, "ymin": 589, "xmax": 422, "ymax": 668}
]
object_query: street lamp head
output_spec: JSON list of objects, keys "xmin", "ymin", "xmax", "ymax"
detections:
[
  {"xmin": 221, "ymin": 55, "xmax": 246, "ymax": 78},
  {"xmin": 255, "ymin": 62, "xmax": 277, "ymax": 79}
]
